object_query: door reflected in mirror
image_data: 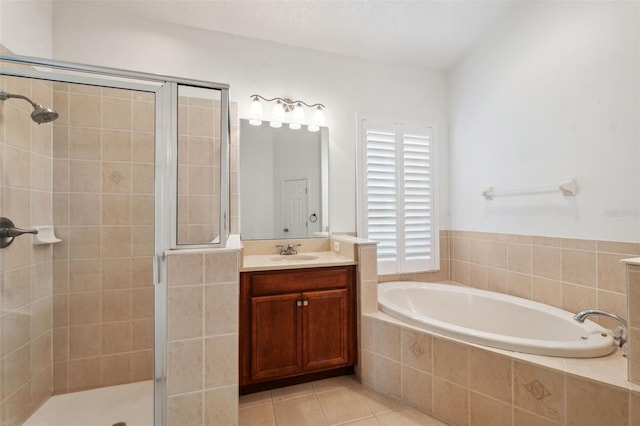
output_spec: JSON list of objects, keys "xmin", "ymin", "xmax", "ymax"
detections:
[{"xmin": 240, "ymin": 119, "xmax": 329, "ymax": 240}]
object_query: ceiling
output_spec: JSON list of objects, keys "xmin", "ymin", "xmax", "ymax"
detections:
[{"xmin": 79, "ymin": 1, "xmax": 519, "ymax": 70}]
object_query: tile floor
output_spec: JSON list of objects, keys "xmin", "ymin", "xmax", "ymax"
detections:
[{"xmin": 239, "ymin": 375, "xmax": 446, "ymax": 426}]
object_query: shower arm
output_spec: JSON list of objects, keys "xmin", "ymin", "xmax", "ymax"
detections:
[{"xmin": 0, "ymin": 91, "xmax": 39, "ymax": 108}]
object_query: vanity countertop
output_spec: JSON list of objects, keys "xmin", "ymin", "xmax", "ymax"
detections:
[{"xmin": 240, "ymin": 251, "xmax": 356, "ymax": 272}]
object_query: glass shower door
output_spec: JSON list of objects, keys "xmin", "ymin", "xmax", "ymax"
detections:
[
  {"xmin": 0, "ymin": 70, "xmax": 158, "ymax": 425},
  {"xmin": 1, "ymin": 54, "xmax": 231, "ymax": 426}
]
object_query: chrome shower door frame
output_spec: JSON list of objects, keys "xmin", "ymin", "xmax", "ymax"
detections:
[{"xmin": 0, "ymin": 54, "xmax": 230, "ymax": 426}]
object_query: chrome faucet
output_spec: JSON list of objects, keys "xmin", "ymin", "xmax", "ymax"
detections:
[
  {"xmin": 276, "ymin": 243, "xmax": 301, "ymax": 255},
  {"xmin": 574, "ymin": 309, "xmax": 627, "ymax": 349}
]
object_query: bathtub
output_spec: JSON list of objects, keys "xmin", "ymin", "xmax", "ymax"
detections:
[{"xmin": 378, "ymin": 281, "xmax": 616, "ymax": 358}]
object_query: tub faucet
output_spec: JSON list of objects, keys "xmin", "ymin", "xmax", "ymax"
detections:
[
  {"xmin": 574, "ymin": 309, "xmax": 627, "ymax": 348},
  {"xmin": 276, "ymin": 243, "xmax": 301, "ymax": 255}
]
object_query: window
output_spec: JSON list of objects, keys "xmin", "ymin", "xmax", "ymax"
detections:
[{"xmin": 357, "ymin": 118, "xmax": 438, "ymax": 274}]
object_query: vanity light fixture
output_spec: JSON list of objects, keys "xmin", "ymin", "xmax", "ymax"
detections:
[
  {"xmin": 249, "ymin": 95, "xmax": 263, "ymax": 126},
  {"xmin": 270, "ymin": 100, "xmax": 285, "ymax": 128},
  {"xmin": 308, "ymin": 106, "xmax": 325, "ymax": 132},
  {"xmin": 249, "ymin": 94, "xmax": 325, "ymax": 131},
  {"xmin": 290, "ymin": 102, "xmax": 305, "ymax": 130}
]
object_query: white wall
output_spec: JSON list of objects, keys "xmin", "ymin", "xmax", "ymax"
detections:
[
  {"xmin": 449, "ymin": 2, "xmax": 640, "ymax": 241},
  {"xmin": 0, "ymin": 0, "xmax": 52, "ymax": 57},
  {"xmin": 51, "ymin": 2, "xmax": 449, "ymax": 234}
]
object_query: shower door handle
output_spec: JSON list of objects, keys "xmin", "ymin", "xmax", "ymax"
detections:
[{"xmin": 0, "ymin": 217, "xmax": 38, "ymax": 248}]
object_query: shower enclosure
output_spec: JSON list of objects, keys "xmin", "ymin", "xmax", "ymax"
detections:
[{"xmin": 0, "ymin": 54, "xmax": 229, "ymax": 425}]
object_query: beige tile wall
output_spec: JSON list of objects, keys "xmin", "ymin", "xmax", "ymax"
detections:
[
  {"xmin": 363, "ymin": 229, "xmax": 640, "ymax": 424},
  {"xmin": 230, "ymin": 103, "xmax": 239, "ymax": 235},
  {"xmin": 166, "ymin": 251, "xmax": 239, "ymax": 426},
  {"xmin": 317, "ymin": 236, "xmax": 378, "ymax": 384},
  {"xmin": 51, "ymin": 82, "xmax": 155, "ymax": 394},
  {"xmin": 177, "ymin": 96, "xmax": 221, "ymax": 244},
  {"xmin": 446, "ymin": 231, "xmax": 634, "ymax": 331},
  {"xmin": 177, "ymin": 99, "xmax": 238, "ymax": 242},
  {"xmin": 362, "ymin": 314, "xmax": 640, "ymax": 426},
  {"xmin": 165, "ymin": 97, "xmax": 238, "ymax": 425},
  {"xmin": 0, "ymin": 72, "xmax": 54, "ymax": 424},
  {"xmin": 357, "ymin": 243, "xmax": 379, "ymax": 315},
  {"xmin": 627, "ymin": 264, "xmax": 640, "ymax": 384},
  {"xmin": 377, "ymin": 230, "xmax": 634, "ymax": 333}
]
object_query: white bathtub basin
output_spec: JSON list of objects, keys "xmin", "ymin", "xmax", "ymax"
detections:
[{"xmin": 378, "ymin": 281, "xmax": 615, "ymax": 358}]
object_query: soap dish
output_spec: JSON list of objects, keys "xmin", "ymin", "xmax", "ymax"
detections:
[{"xmin": 32, "ymin": 226, "xmax": 62, "ymax": 245}]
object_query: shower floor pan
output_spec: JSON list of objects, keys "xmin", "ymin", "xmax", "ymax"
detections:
[{"xmin": 24, "ymin": 380, "xmax": 153, "ymax": 426}]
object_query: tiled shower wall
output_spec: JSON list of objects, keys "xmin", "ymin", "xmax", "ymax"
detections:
[
  {"xmin": 51, "ymin": 83, "xmax": 155, "ymax": 393},
  {"xmin": 0, "ymin": 72, "xmax": 54, "ymax": 424},
  {"xmin": 177, "ymin": 96, "xmax": 221, "ymax": 244},
  {"xmin": 177, "ymin": 99, "xmax": 239, "ymax": 243}
]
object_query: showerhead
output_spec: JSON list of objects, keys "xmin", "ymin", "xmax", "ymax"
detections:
[
  {"xmin": 0, "ymin": 90, "xmax": 59, "ymax": 124},
  {"xmin": 31, "ymin": 104, "xmax": 59, "ymax": 124}
]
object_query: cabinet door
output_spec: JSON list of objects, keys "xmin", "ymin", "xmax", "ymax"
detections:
[
  {"xmin": 251, "ymin": 293, "xmax": 302, "ymax": 381},
  {"xmin": 301, "ymin": 289, "xmax": 349, "ymax": 371}
]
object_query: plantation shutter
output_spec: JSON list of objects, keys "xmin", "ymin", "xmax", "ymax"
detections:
[
  {"xmin": 402, "ymin": 128, "xmax": 433, "ymax": 271},
  {"xmin": 360, "ymin": 119, "xmax": 437, "ymax": 274},
  {"xmin": 364, "ymin": 123, "xmax": 398, "ymax": 274}
]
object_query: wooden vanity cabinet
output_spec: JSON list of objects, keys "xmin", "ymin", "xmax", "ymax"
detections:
[
  {"xmin": 251, "ymin": 293, "xmax": 302, "ymax": 381},
  {"xmin": 240, "ymin": 265, "xmax": 356, "ymax": 389}
]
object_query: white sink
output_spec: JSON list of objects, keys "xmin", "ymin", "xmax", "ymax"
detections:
[{"xmin": 269, "ymin": 255, "xmax": 320, "ymax": 262}]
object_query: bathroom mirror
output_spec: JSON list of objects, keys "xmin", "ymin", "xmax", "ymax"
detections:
[{"xmin": 240, "ymin": 119, "xmax": 329, "ymax": 240}]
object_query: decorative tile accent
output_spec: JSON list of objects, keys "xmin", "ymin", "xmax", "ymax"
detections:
[
  {"xmin": 108, "ymin": 170, "xmax": 125, "ymax": 184},
  {"xmin": 408, "ymin": 342, "xmax": 425, "ymax": 358},
  {"xmin": 525, "ymin": 379, "xmax": 552, "ymax": 400}
]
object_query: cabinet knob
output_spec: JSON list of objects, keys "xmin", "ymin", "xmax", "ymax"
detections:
[
  {"xmin": 303, "ymin": 300, "xmax": 309, "ymax": 306},
  {"xmin": 296, "ymin": 300, "xmax": 302, "ymax": 307}
]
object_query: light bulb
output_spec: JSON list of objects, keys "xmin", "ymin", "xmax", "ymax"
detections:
[
  {"xmin": 308, "ymin": 124, "xmax": 320, "ymax": 132},
  {"xmin": 313, "ymin": 106, "xmax": 325, "ymax": 126},
  {"xmin": 272, "ymin": 101, "xmax": 285, "ymax": 122},
  {"xmin": 292, "ymin": 102, "xmax": 305, "ymax": 123},
  {"xmin": 270, "ymin": 121, "xmax": 282, "ymax": 128},
  {"xmin": 289, "ymin": 123, "xmax": 301, "ymax": 130},
  {"xmin": 250, "ymin": 96, "xmax": 263, "ymax": 119},
  {"xmin": 249, "ymin": 119, "xmax": 262, "ymax": 126}
]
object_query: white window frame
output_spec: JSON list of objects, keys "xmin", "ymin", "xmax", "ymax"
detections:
[{"xmin": 357, "ymin": 116, "xmax": 439, "ymax": 275}]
